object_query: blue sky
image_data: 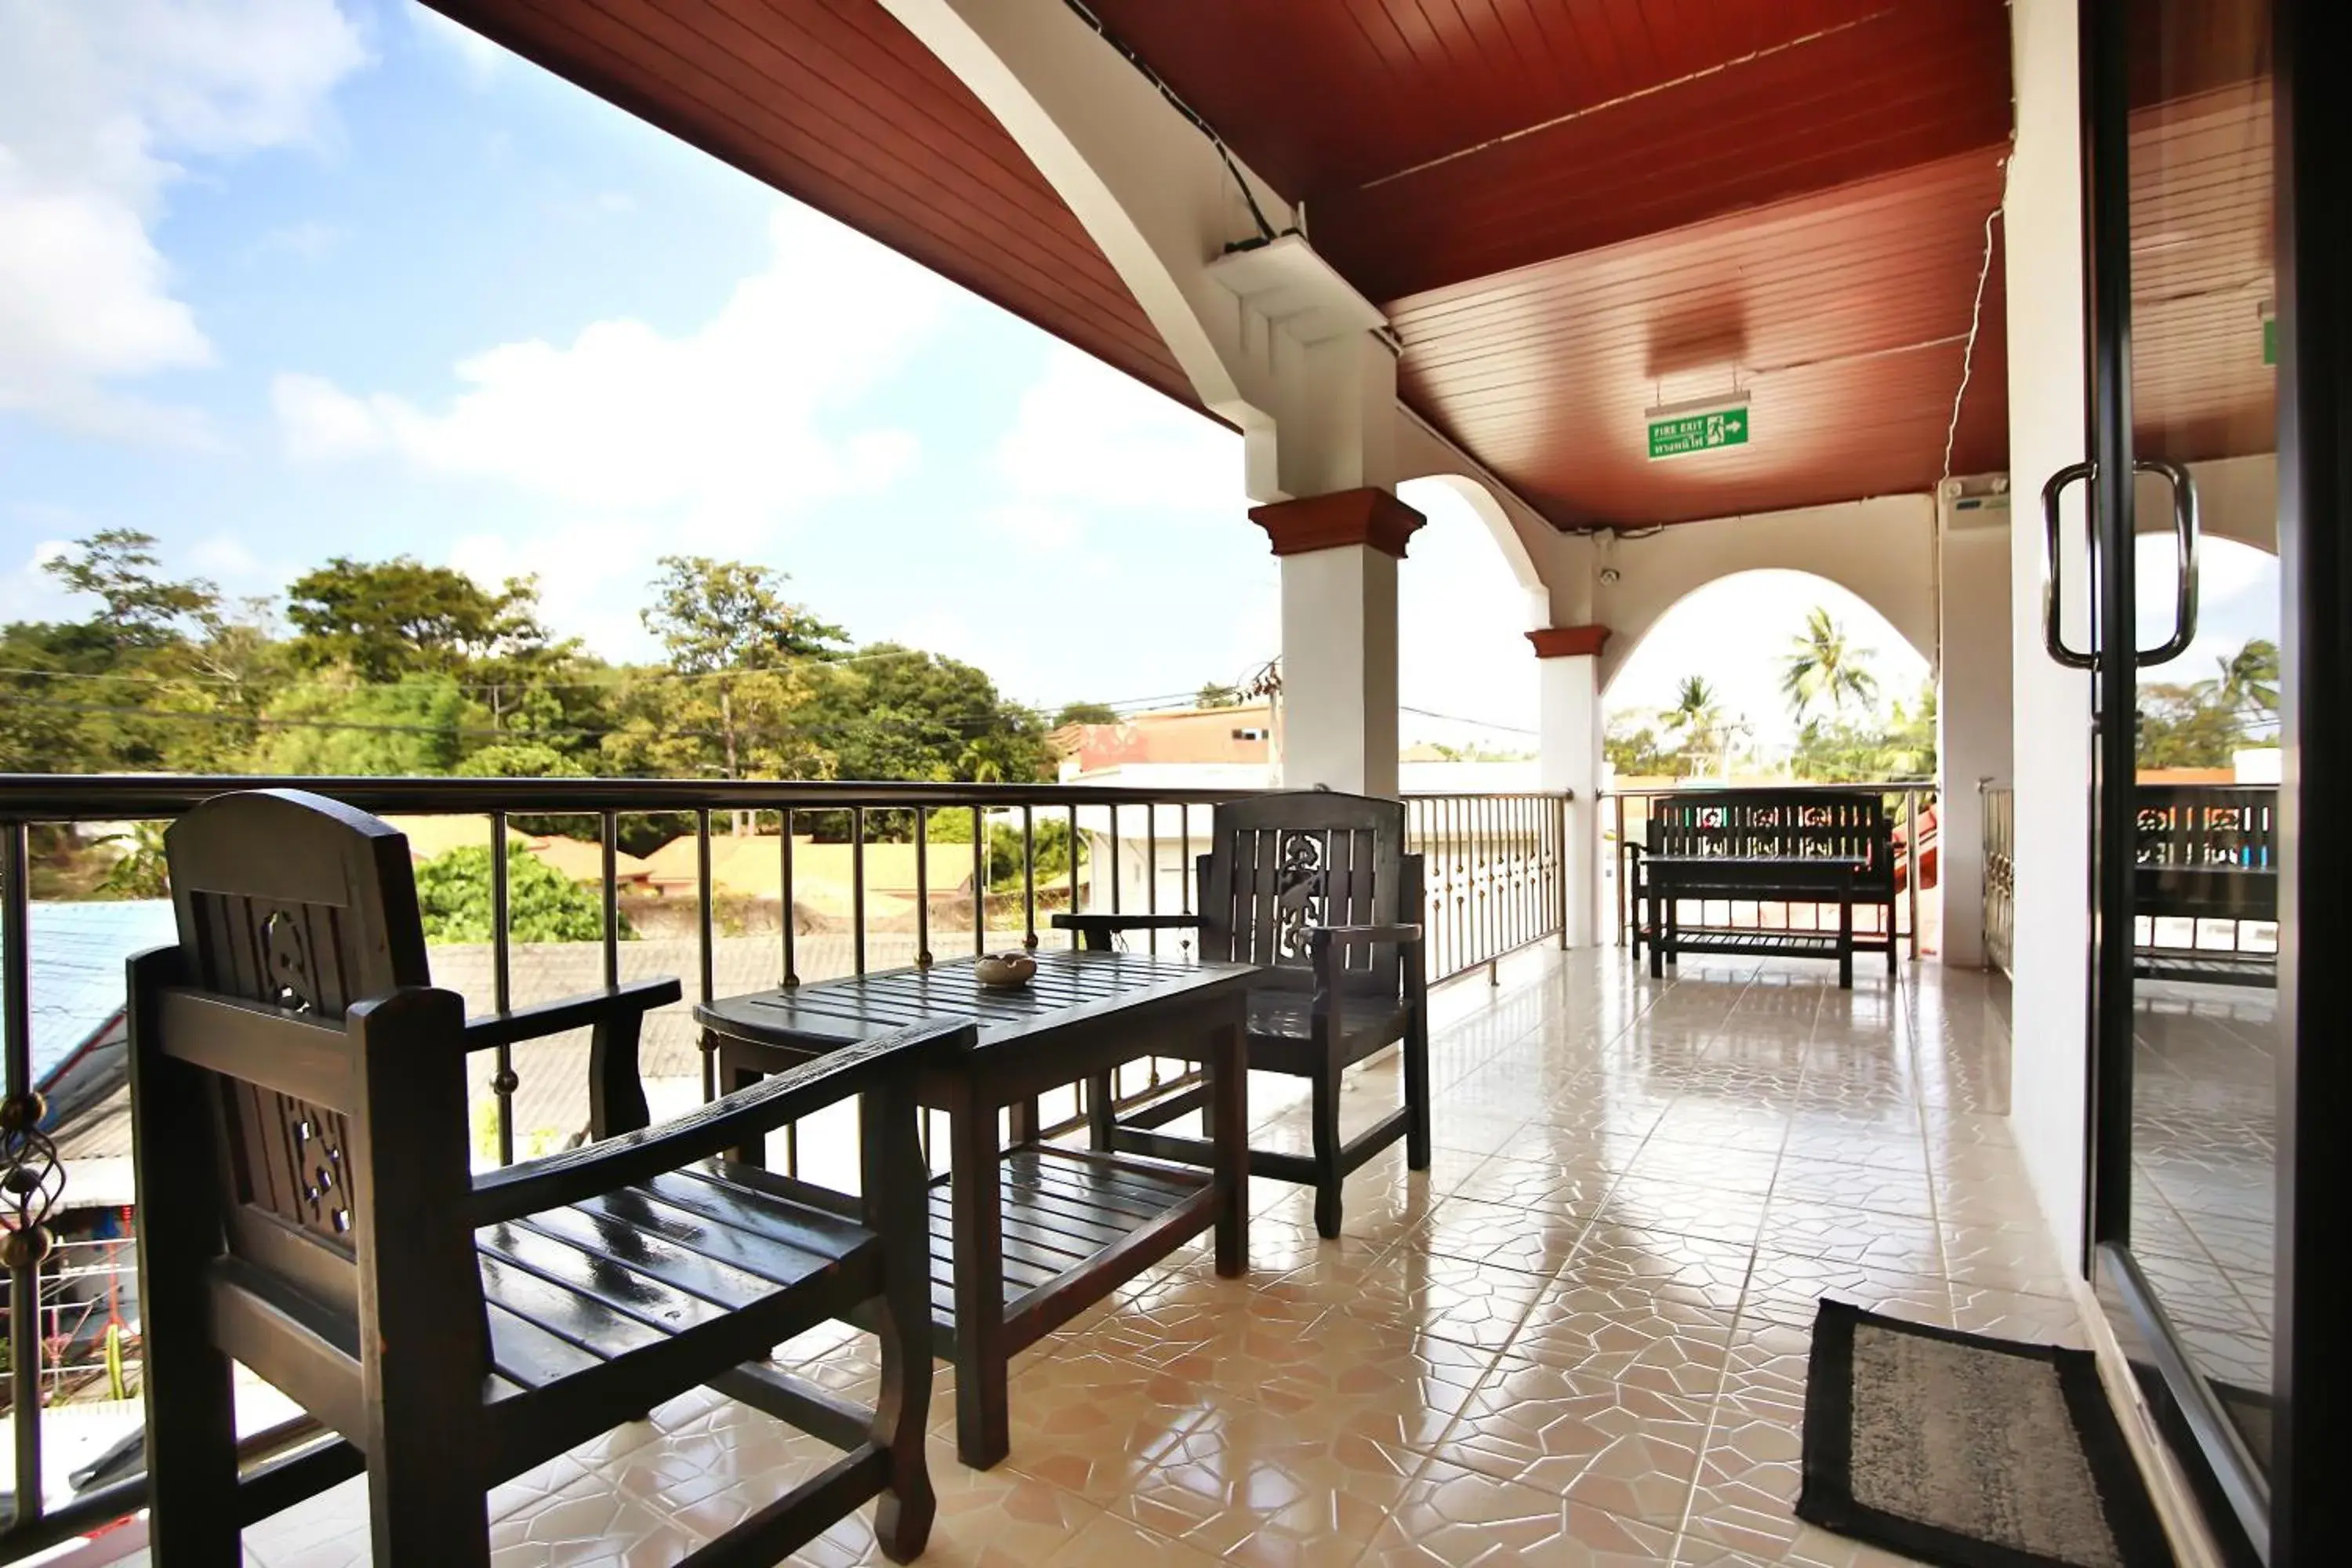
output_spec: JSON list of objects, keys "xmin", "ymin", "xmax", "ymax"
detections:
[
  {"xmin": 0, "ymin": 0, "xmax": 1546, "ymax": 750},
  {"xmin": 0, "ymin": 1, "xmax": 2275, "ymax": 758}
]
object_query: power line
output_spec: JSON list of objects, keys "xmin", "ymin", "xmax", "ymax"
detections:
[{"xmin": 1400, "ymin": 703, "xmax": 1540, "ymax": 736}]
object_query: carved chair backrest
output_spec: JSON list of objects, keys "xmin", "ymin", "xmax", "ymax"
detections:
[
  {"xmin": 1645, "ymin": 789, "xmax": 1895, "ymax": 891},
  {"xmin": 1198, "ymin": 792, "xmax": 1417, "ymax": 995},
  {"xmin": 164, "ymin": 789, "xmax": 431, "ymax": 1316}
]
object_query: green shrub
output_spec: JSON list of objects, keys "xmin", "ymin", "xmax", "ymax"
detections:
[{"xmin": 414, "ymin": 841, "xmax": 630, "ymax": 943}]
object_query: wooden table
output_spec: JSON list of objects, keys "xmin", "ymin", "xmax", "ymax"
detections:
[{"xmin": 695, "ymin": 949, "xmax": 1254, "ymax": 1468}]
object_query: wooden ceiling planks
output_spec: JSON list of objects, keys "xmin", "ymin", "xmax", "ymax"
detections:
[
  {"xmin": 1086, "ymin": 0, "xmax": 2018, "ymax": 527},
  {"xmin": 421, "ymin": 0, "xmax": 1198, "ymax": 412},
  {"xmin": 1391, "ymin": 150, "xmax": 2013, "ymax": 528},
  {"xmin": 423, "ymin": 0, "xmax": 2271, "ymax": 534},
  {"xmin": 2129, "ymin": 82, "xmax": 2275, "ymax": 465}
]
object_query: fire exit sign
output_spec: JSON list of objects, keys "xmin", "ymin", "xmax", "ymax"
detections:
[{"xmin": 1646, "ymin": 403, "xmax": 1751, "ymax": 460}]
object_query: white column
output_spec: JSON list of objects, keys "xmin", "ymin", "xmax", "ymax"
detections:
[
  {"xmin": 1280, "ymin": 542, "xmax": 1403, "ymax": 796},
  {"xmin": 1534, "ymin": 640, "xmax": 1605, "ymax": 947},
  {"xmin": 1256, "ymin": 487, "xmax": 1421, "ymax": 796},
  {"xmin": 2003, "ymin": 0, "xmax": 2093, "ymax": 1250},
  {"xmin": 1936, "ymin": 482, "xmax": 2016, "ymax": 969}
]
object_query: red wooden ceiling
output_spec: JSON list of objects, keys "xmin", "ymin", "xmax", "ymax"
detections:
[
  {"xmin": 2129, "ymin": 42, "xmax": 2275, "ymax": 465},
  {"xmin": 420, "ymin": 0, "xmax": 1194, "ymax": 412},
  {"xmin": 1389, "ymin": 149, "xmax": 2012, "ymax": 528},
  {"xmin": 423, "ymin": 0, "xmax": 2270, "ymax": 537},
  {"xmin": 1086, "ymin": 0, "xmax": 2016, "ymax": 304}
]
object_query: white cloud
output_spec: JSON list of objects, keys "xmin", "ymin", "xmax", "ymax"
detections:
[
  {"xmin": 273, "ymin": 205, "xmax": 943, "ymax": 528},
  {"xmin": 0, "ymin": 0, "xmax": 368, "ymax": 443},
  {"xmin": 271, "ymin": 370, "xmax": 384, "ymax": 460},
  {"xmin": 994, "ymin": 345, "xmax": 1240, "ymax": 516}
]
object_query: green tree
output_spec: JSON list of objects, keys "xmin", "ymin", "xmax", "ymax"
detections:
[
  {"xmin": 804, "ymin": 644, "xmax": 1054, "ymax": 793},
  {"xmin": 2136, "ymin": 681, "xmax": 2241, "ymax": 769},
  {"xmin": 604, "ymin": 557, "xmax": 844, "ymax": 788},
  {"xmin": 413, "ymin": 840, "xmax": 629, "ymax": 942},
  {"xmin": 1665, "ymin": 676, "xmax": 1727, "ymax": 775},
  {"xmin": 1604, "ymin": 718, "xmax": 1675, "ymax": 776},
  {"xmin": 285, "ymin": 557, "xmax": 556, "ymax": 682},
  {"xmin": 1053, "ymin": 702, "xmax": 1119, "ymax": 728},
  {"xmin": 1781, "ymin": 606, "xmax": 1879, "ymax": 722},
  {"xmin": 42, "ymin": 529, "xmax": 219, "ymax": 649},
  {"xmin": 2215, "ymin": 638, "xmax": 2280, "ymax": 724},
  {"xmin": 1195, "ymin": 683, "xmax": 1243, "ymax": 709},
  {"xmin": 256, "ymin": 674, "xmax": 477, "ymax": 776}
]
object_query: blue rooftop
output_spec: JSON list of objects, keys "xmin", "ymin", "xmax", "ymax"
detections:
[{"xmin": 1, "ymin": 901, "xmax": 180, "ymax": 1092}]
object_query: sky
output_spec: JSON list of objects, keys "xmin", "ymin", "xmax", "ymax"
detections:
[{"xmin": 0, "ymin": 1, "xmax": 2278, "ymax": 762}]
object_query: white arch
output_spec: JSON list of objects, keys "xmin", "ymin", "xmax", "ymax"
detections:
[
  {"xmin": 1592, "ymin": 495, "xmax": 1938, "ymax": 691},
  {"xmin": 882, "ymin": 0, "xmax": 1288, "ymax": 444}
]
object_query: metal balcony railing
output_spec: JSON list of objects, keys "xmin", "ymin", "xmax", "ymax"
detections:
[{"xmin": 0, "ymin": 772, "xmax": 1568, "ymax": 1552}]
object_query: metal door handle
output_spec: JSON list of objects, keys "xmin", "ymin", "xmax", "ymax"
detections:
[
  {"xmin": 2039, "ymin": 458, "xmax": 2201, "ymax": 670},
  {"xmin": 2042, "ymin": 461, "xmax": 2097, "ymax": 669},
  {"xmin": 2134, "ymin": 457, "xmax": 2199, "ymax": 667}
]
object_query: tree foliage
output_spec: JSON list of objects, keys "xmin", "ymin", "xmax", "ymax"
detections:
[
  {"xmin": 1781, "ymin": 606, "xmax": 1878, "ymax": 722},
  {"xmin": 285, "ymin": 557, "xmax": 558, "ymax": 681},
  {"xmin": 414, "ymin": 842, "xmax": 629, "ymax": 943},
  {"xmin": 1, "ymin": 533, "xmax": 1102, "ymax": 823}
]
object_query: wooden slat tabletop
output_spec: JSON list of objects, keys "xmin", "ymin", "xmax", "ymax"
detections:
[{"xmin": 696, "ymin": 949, "xmax": 1256, "ymax": 1054}]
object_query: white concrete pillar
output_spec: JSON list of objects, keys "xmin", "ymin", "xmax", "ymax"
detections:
[
  {"xmin": 1254, "ymin": 488, "xmax": 1424, "ymax": 796},
  {"xmin": 1532, "ymin": 628, "xmax": 1608, "ymax": 947},
  {"xmin": 2003, "ymin": 0, "xmax": 2094, "ymax": 1254},
  {"xmin": 1936, "ymin": 481, "xmax": 2017, "ymax": 969}
]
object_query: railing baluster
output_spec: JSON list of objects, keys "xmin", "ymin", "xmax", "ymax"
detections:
[
  {"xmin": 1068, "ymin": 804, "xmax": 1080, "ymax": 946},
  {"xmin": 1022, "ymin": 804, "xmax": 1038, "ymax": 951},
  {"xmin": 600, "ymin": 811, "xmax": 619, "ymax": 991},
  {"xmin": 4, "ymin": 821, "xmax": 46, "ymax": 1529},
  {"xmin": 851, "ymin": 807, "xmax": 867, "ymax": 977},
  {"xmin": 780, "ymin": 809, "xmax": 798, "ymax": 989},
  {"xmin": 915, "ymin": 807, "xmax": 931, "ymax": 969},
  {"xmin": 490, "ymin": 810, "xmax": 515, "ymax": 1167},
  {"xmin": 1146, "ymin": 801, "xmax": 1159, "ymax": 955},
  {"xmin": 696, "ymin": 808, "xmax": 715, "ymax": 1103},
  {"xmin": 973, "ymin": 805, "xmax": 987, "ymax": 957}
]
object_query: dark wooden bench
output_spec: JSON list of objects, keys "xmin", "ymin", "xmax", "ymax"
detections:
[
  {"xmin": 1627, "ymin": 790, "xmax": 1897, "ymax": 989},
  {"xmin": 2135, "ymin": 785, "xmax": 2278, "ymax": 986}
]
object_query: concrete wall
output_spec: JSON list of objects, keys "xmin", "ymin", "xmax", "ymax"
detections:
[
  {"xmin": 1939, "ymin": 485, "xmax": 2017, "ymax": 968},
  {"xmin": 2003, "ymin": 0, "xmax": 2092, "ymax": 1259}
]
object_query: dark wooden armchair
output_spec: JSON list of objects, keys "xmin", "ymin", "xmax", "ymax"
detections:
[
  {"xmin": 129, "ymin": 789, "xmax": 966, "ymax": 1566},
  {"xmin": 1054, "ymin": 790, "xmax": 1427, "ymax": 1238}
]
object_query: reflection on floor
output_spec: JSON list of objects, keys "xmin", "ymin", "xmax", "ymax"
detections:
[
  {"xmin": 2129, "ymin": 980, "xmax": 2276, "ymax": 1452},
  {"xmin": 135, "ymin": 949, "xmax": 2084, "ymax": 1568}
]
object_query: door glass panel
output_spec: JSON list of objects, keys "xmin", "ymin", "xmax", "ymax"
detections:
[{"xmin": 2118, "ymin": 0, "xmax": 2277, "ymax": 1475}]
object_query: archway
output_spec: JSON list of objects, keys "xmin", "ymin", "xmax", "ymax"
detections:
[{"xmin": 1603, "ymin": 569, "xmax": 1932, "ymax": 781}]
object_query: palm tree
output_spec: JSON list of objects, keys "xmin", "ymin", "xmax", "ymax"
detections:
[
  {"xmin": 2214, "ymin": 638, "xmax": 2280, "ymax": 724},
  {"xmin": 1666, "ymin": 675, "xmax": 1726, "ymax": 775},
  {"xmin": 1782, "ymin": 606, "xmax": 1879, "ymax": 722}
]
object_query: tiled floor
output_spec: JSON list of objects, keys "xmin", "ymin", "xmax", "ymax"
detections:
[{"xmin": 149, "ymin": 946, "xmax": 2092, "ymax": 1568}]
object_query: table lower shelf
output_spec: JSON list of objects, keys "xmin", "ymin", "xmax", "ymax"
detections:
[{"xmin": 924, "ymin": 1144, "xmax": 1215, "ymax": 1346}]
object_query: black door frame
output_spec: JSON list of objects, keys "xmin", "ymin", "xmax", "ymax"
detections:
[
  {"xmin": 2078, "ymin": 1, "xmax": 2346, "ymax": 1561},
  {"xmin": 2269, "ymin": 1, "xmax": 2347, "ymax": 1561}
]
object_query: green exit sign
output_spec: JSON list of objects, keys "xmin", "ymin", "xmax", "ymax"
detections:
[{"xmin": 1647, "ymin": 404, "xmax": 1751, "ymax": 460}]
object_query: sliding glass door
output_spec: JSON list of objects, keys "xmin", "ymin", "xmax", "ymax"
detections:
[{"xmin": 2073, "ymin": 1, "xmax": 2343, "ymax": 1560}]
